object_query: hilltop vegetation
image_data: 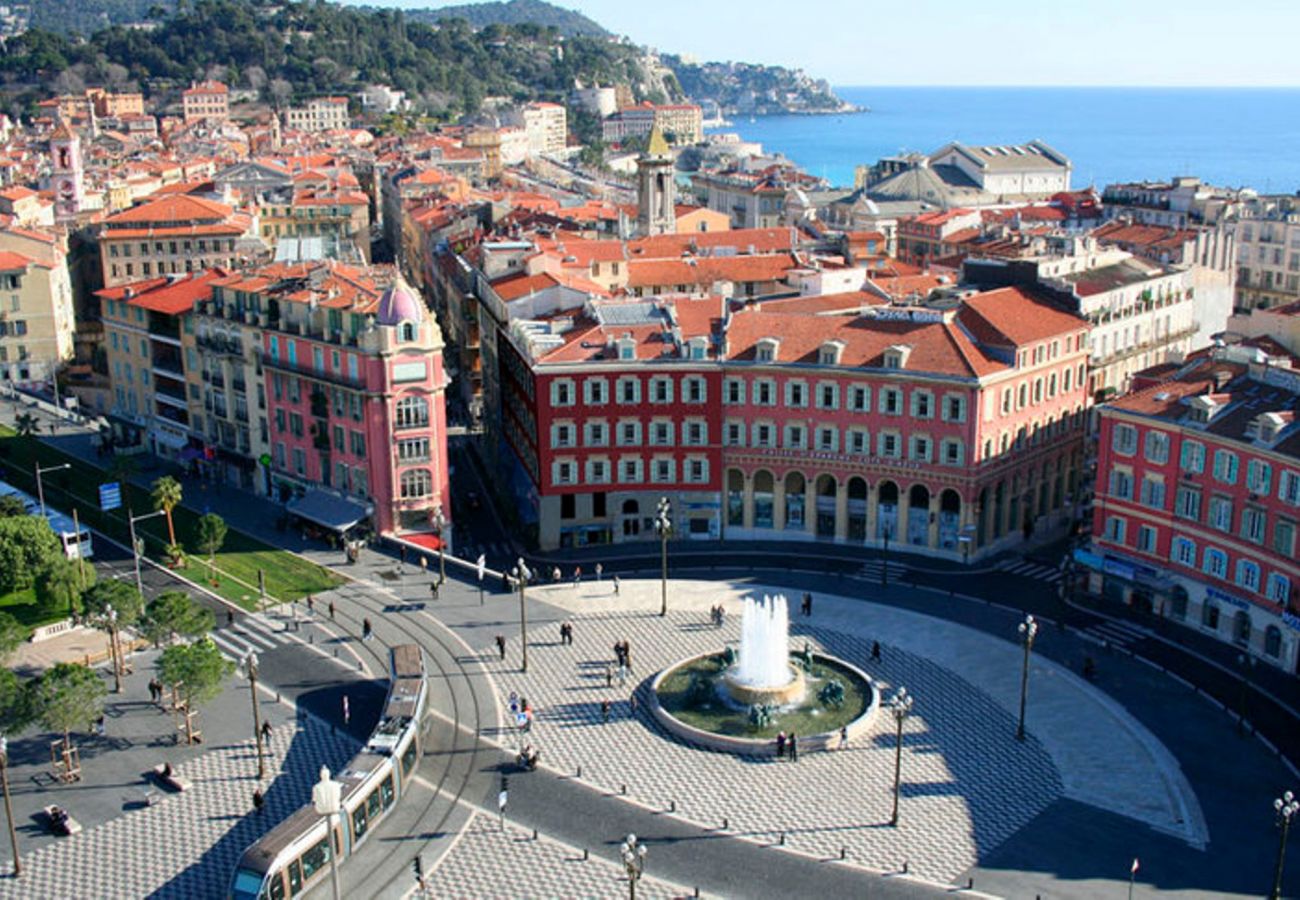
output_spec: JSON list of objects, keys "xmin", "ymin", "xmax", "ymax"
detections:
[
  {"xmin": 12, "ymin": 0, "xmax": 176, "ymax": 37},
  {"xmin": 399, "ymin": 0, "xmax": 609, "ymax": 38}
]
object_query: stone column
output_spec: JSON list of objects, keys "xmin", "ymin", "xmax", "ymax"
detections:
[
  {"xmin": 866, "ymin": 483, "xmax": 878, "ymax": 541},
  {"xmin": 834, "ymin": 479, "xmax": 849, "ymax": 542},
  {"xmin": 773, "ymin": 476, "xmax": 786, "ymax": 533},
  {"xmin": 927, "ymin": 491, "xmax": 940, "ymax": 549},
  {"xmin": 742, "ymin": 472, "xmax": 755, "ymax": 531}
]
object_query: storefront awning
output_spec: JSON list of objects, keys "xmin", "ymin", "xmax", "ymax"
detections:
[{"xmin": 287, "ymin": 489, "xmax": 371, "ymax": 532}]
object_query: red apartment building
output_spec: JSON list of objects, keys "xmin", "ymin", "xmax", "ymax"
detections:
[{"xmin": 1089, "ymin": 346, "xmax": 1300, "ymax": 672}]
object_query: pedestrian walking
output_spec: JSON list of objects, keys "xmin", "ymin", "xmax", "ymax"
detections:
[
  {"xmin": 558, "ymin": 622, "xmax": 567, "ymax": 644},
  {"xmin": 429, "ymin": 581, "xmax": 439, "ymax": 601},
  {"xmin": 552, "ymin": 566, "xmax": 561, "ymax": 583},
  {"xmin": 612, "ymin": 575, "xmax": 620, "ymax": 595},
  {"xmin": 328, "ymin": 600, "xmax": 336, "ymax": 621},
  {"xmin": 605, "ymin": 663, "xmax": 613, "ymax": 687},
  {"xmin": 496, "ymin": 634, "xmax": 507, "ymax": 660},
  {"xmin": 342, "ymin": 694, "xmax": 350, "ymax": 726},
  {"xmin": 801, "ymin": 592, "xmax": 813, "ymax": 616},
  {"xmin": 261, "ymin": 720, "xmax": 273, "ymax": 742},
  {"xmin": 839, "ymin": 725, "xmax": 849, "ymax": 751},
  {"xmin": 362, "ymin": 618, "xmax": 373, "ymax": 641},
  {"xmin": 253, "ymin": 788, "xmax": 265, "ymax": 815},
  {"xmin": 227, "ymin": 609, "xmax": 235, "ymax": 627},
  {"xmin": 788, "ymin": 731, "xmax": 799, "ymax": 762},
  {"xmin": 600, "ymin": 699, "xmax": 611, "ymax": 723},
  {"xmin": 595, "ymin": 563, "xmax": 603, "ymax": 582},
  {"xmin": 617, "ymin": 664, "xmax": 627, "ymax": 688},
  {"xmin": 306, "ymin": 595, "xmax": 314, "ymax": 615},
  {"xmin": 623, "ymin": 641, "xmax": 633, "ymax": 674},
  {"xmin": 776, "ymin": 731, "xmax": 786, "ymax": 759},
  {"xmin": 871, "ymin": 641, "xmax": 881, "ymax": 662},
  {"xmin": 572, "ymin": 566, "xmax": 582, "ymax": 586},
  {"xmin": 628, "ymin": 692, "xmax": 638, "ymax": 717}
]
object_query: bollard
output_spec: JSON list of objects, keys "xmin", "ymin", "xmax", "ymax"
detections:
[
  {"xmin": 967, "ymin": 878, "xmax": 974, "ymax": 890},
  {"xmin": 276, "ymin": 692, "xmax": 281, "ymax": 704},
  {"xmin": 840, "ymin": 847, "xmax": 846, "ymax": 860},
  {"xmin": 333, "ymin": 647, "xmax": 339, "ymax": 658},
  {"xmin": 582, "ymin": 848, "xmax": 589, "ymax": 861},
  {"xmin": 357, "ymin": 659, "xmax": 363, "ymax": 671},
  {"xmin": 669, "ymin": 800, "xmax": 676, "ymax": 813},
  {"xmin": 722, "ymin": 816, "xmax": 728, "ymax": 829},
  {"xmin": 532, "ymin": 828, "xmax": 537, "ymax": 840},
  {"xmin": 576, "ymin": 765, "xmax": 582, "ymax": 778},
  {"xmin": 779, "ymin": 832, "xmax": 785, "ymax": 846},
  {"xmin": 693, "ymin": 889, "xmax": 699, "ymax": 899},
  {"xmin": 902, "ymin": 861, "xmax": 908, "ymax": 874},
  {"xmin": 621, "ymin": 784, "xmax": 627, "ymax": 795}
]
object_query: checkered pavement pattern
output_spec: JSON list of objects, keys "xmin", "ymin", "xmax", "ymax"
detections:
[
  {"xmin": 0, "ymin": 715, "xmax": 359, "ymax": 899},
  {"xmin": 419, "ymin": 812, "xmax": 693, "ymax": 900},
  {"xmin": 482, "ymin": 608, "xmax": 1062, "ymax": 885}
]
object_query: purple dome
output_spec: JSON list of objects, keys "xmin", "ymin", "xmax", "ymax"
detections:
[{"xmin": 376, "ymin": 276, "xmax": 422, "ymax": 326}]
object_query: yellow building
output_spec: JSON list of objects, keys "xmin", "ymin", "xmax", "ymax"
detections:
[
  {"xmin": 0, "ymin": 247, "xmax": 76, "ymax": 385},
  {"xmin": 182, "ymin": 81, "xmax": 230, "ymax": 124}
]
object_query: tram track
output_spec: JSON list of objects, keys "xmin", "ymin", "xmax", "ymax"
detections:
[{"xmin": 302, "ymin": 577, "xmax": 497, "ymax": 897}]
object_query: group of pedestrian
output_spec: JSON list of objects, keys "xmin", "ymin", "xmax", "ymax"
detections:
[
  {"xmin": 775, "ymin": 730, "xmax": 800, "ymax": 762},
  {"xmin": 558, "ymin": 621, "xmax": 575, "ymax": 645},
  {"xmin": 799, "ymin": 592, "xmax": 814, "ymax": 617},
  {"xmin": 709, "ymin": 604, "xmax": 726, "ymax": 627},
  {"xmin": 613, "ymin": 639, "xmax": 632, "ymax": 673}
]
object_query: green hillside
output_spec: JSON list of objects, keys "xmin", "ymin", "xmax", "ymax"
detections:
[{"xmin": 401, "ymin": 0, "xmax": 609, "ymax": 38}]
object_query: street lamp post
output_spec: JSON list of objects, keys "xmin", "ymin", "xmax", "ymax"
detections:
[
  {"xmin": 511, "ymin": 559, "xmax": 531, "ymax": 673},
  {"xmin": 655, "ymin": 498, "xmax": 671, "ymax": 617},
  {"xmin": 1273, "ymin": 790, "xmax": 1299, "ymax": 900},
  {"xmin": 1016, "ymin": 614, "xmax": 1039, "ymax": 742},
  {"xmin": 889, "ymin": 687, "xmax": 914, "ymax": 827},
  {"xmin": 620, "ymin": 833, "xmax": 647, "ymax": 900},
  {"xmin": 241, "ymin": 651, "xmax": 265, "ymax": 780},
  {"xmin": 0, "ymin": 737, "xmax": 19, "ymax": 876},
  {"xmin": 431, "ymin": 508, "xmax": 447, "ymax": 587},
  {"xmin": 312, "ymin": 766, "xmax": 344, "ymax": 900},
  {"xmin": 34, "ymin": 462, "xmax": 71, "ymax": 518},
  {"xmin": 104, "ymin": 604, "xmax": 122, "ymax": 693},
  {"xmin": 881, "ymin": 524, "xmax": 893, "ymax": 587},
  {"xmin": 1237, "ymin": 653, "xmax": 1257, "ymax": 736},
  {"xmin": 127, "ymin": 508, "xmax": 168, "ymax": 600}
]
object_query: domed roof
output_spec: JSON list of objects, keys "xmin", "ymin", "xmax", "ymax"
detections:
[{"xmin": 376, "ymin": 274, "xmax": 422, "ymax": 327}]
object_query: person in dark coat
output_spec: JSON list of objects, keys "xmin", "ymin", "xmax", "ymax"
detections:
[
  {"xmin": 788, "ymin": 732, "xmax": 799, "ymax": 762},
  {"xmin": 776, "ymin": 731, "xmax": 786, "ymax": 759}
]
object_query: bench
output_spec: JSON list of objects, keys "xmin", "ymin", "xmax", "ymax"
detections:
[
  {"xmin": 152, "ymin": 763, "xmax": 192, "ymax": 792},
  {"xmin": 42, "ymin": 806, "xmax": 82, "ymax": 836}
]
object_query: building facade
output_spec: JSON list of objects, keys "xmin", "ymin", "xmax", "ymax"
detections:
[
  {"xmin": 99, "ymin": 194, "xmax": 250, "ymax": 288},
  {"xmin": 182, "ymin": 81, "xmax": 230, "ymax": 124},
  {"xmin": 1233, "ymin": 195, "xmax": 1300, "ymax": 312},
  {"xmin": 0, "ymin": 248, "xmax": 76, "ymax": 386},
  {"xmin": 284, "ymin": 97, "xmax": 350, "ymax": 133},
  {"xmin": 1089, "ymin": 346, "xmax": 1300, "ymax": 673}
]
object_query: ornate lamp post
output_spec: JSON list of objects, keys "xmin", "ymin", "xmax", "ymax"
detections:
[
  {"xmin": 620, "ymin": 832, "xmax": 647, "ymax": 900},
  {"xmin": 240, "ymin": 650, "xmax": 265, "ymax": 780},
  {"xmin": 881, "ymin": 523, "xmax": 893, "ymax": 587},
  {"xmin": 889, "ymin": 687, "xmax": 914, "ymax": 826},
  {"xmin": 431, "ymin": 508, "xmax": 447, "ymax": 587},
  {"xmin": 511, "ymin": 559, "xmax": 532, "ymax": 673},
  {"xmin": 104, "ymin": 604, "xmax": 122, "ymax": 694},
  {"xmin": 1016, "ymin": 614, "xmax": 1039, "ymax": 742},
  {"xmin": 312, "ymin": 766, "xmax": 344, "ymax": 900},
  {"xmin": 655, "ymin": 498, "xmax": 671, "ymax": 617},
  {"xmin": 34, "ymin": 462, "xmax": 70, "ymax": 518},
  {"xmin": 0, "ymin": 736, "xmax": 19, "ymax": 876},
  {"xmin": 127, "ymin": 508, "xmax": 167, "ymax": 600},
  {"xmin": 1272, "ymin": 790, "xmax": 1299, "ymax": 900}
]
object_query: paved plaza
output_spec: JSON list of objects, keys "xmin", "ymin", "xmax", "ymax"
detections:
[{"xmin": 469, "ymin": 577, "xmax": 1205, "ymax": 887}]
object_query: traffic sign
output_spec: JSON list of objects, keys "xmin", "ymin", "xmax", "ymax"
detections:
[
  {"xmin": 98, "ymin": 482, "xmax": 122, "ymax": 511},
  {"xmin": 476, "ymin": 553, "xmax": 486, "ymax": 582}
]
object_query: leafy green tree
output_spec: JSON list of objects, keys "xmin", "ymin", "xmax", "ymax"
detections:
[
  {"xmin": 157, "ymin": 638, "xmax": 232, "ymax": 744},
  {"xmin": 31, "ymin": 662, "xmax": 106, "ymax": 760},
  {"xmin": 37, "ymin": 556, "xmax": 95, "ymax": 616},
  {"xmin": 81, "ymin": 579, "xmax": 144, "ymax": 630},
  {"xmin": 193, "ymin": 513, "xmax": 227, "ymax": 581},
  {"xmin": 151, "ymin": 475, "xmax": 183, "ymax": 548},
  {"xmin": 0, "ymin": 668, "xmax": 33, "ymax": 734},
  {"xmin": 13, "ymin": 412, "xmax": 40, "ymax": 437},
  {"xmin": 0, "ymin": 515, "xmax": 63, "ymax": 594},
  {"xmin": 0, "ymin": 611, "xmax": 24, "ymax": 661},
  {"xmin": 0, "ymin": 495, "xmax": 28, "ymax": 518},
  {"xmin": 139, "ymin": 591, "xmax": 214, "ymax": 648}
]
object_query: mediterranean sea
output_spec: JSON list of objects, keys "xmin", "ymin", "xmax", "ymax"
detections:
[{"xmin": 713, "ymin": 86, "xmax": 1300, "ymax": 193}]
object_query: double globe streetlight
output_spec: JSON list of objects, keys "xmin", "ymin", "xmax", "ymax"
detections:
[
  {"xmin": 655, "ymin": 498, "xmax": 671, "ymax": 617},
  {"xmin": 1016, "ymin": 614, "xmax": 1038, "ymax": 742},
  {"xmin": 1272, "ymin": 790, "xmax": 1299, "ymax": 900},
  {"xmin": 510, "ymin": 559, "xmax": 532, "ymax": 673},
  {"xmin": 889, "ymin": 687, "xmax": 914, "ymax": 827},
  {"xmin": 620, "ymin": 832, "xmax": 647, "ymax": 900}
]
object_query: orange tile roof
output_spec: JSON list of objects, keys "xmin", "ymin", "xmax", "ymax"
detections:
[
  {"xmin": 627, "ymin": 253, "xmax": 796, "ymax": 289},
  {"xmin": 0, "ymin": 186, "xmax": 37, "ymax": 202},
  {"xmin": 957, "ymin": 286, "xmax": 1087, "ymax": 346},
  {"xmin": 627, "ymin": 227, "xmax": 794, "ymax": 258},
  {"xmin": 105, "ymin": 193, "xmax": 235, "ymax": 225},
  {"xmin": 97, "ymin": 269, "xmax": 226, "ymax": 315},
  {"xmin": 0, "ymin": 251, "xmax": 36, "ymax": 271}
]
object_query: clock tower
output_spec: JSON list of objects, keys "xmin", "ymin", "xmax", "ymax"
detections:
[{"xmin": 49, "ymin": 118, "xmax": 84, "ymax": 224}]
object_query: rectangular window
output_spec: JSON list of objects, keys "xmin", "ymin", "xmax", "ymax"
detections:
[
  {"xmin": 725, "ymin": 422, "xmax": 744, "ymax": 446},
  {"xmin": 1137, "ymin": 525, "xmax": 1157, "ymax": 553},
  {"xmin": 583, "ymin": 378, "xmax": 608, "ymax": 405},
  {"xmin": 617, "ymin": 421, "xmax": 641, "ymax": 446},
  {"xmin": 785, "ymin": 381, "xmax": 807, "ymax": 408},
  {"xmin": 1109, "ymin": 469, "xmax": 1133, "ymax": 501},
  {"xmin": 817, "ymin": 427, "xmax": 837, "ymax": 452},
  {"xmin": 1236, "ymin": 560, "xmax": 1261, "ymax": 592},
  {"xmin": 1105, "ymin": 516, "xmax": 1126, "ymax": 544},
  {"xmin": 849, "ymin": 429, "xmax": 869, "ymax": 454},
  {"xmin": 1143, "ymin": 430, "xmax": 1170, "ymax": 464},
  {"xmin": 1277, "ymin": 469, "xmax": 1300, "ymax": 506},
  {"xmin": 1267, "ymin": 573, "xmax": 1292, "ymax": 605},
  {"xmin": 816, "ymin": 383, "xmax": 838, "ymax": 410},
  {"xmin": 911, "ymin": 391, "xmax": 933, "ymax": 419},
  {"xmin": 552, "ymin": 423, "xmax": 575, "ymax": 448},
  {"xmin": 784, "ymin": 424, "xmax": 806, "ymax": 450},
  {"xmin": 1175, "ymin": 486, "xmax": 1202, "ymax": 521},
  {"xmin": 849, "ymin": 385, "xmax": 870, "ymax": 412},
  {"xmin": 1112, "ymin": 423, "xmax": 1138, "ymax": 456},
  {"xmin": 1212, "ymin": 449, "xmax": 1239, "ymax": 484},
  {"xmin": 1241, "ymin": 507, "xmax": 1267, "ymax": 543},
  {"xmin": 879, "ymin": 432, "xmax": 899, "ymax": 458},
  {"xmin": 1209, "ymin": 496, "xmax": 1233, "ymax": 532},
  {"xmin": 350, "ymin": 430, "xmax": 366, "ymax": 457},
  {"xmin": 650, "ymin": 421, "xmax": 673, "ymax": 446},
  {"xmin": 650, "ymin": 377, "xmax": 673, "ymax": 404},
  {"xmin": 1246, "ymin": 459, "xmax": 1272, "ymax": 494},
  {"xmin": 755, "ymin": 380, "xmax": 774, "ymax": 406},
  {"xmin": 1172, "ymin": 537, "xmax": 1196, "ymax": 566},
  {"xmin": 684, "ymin": 377, "xmax": 705, "ymax": 403},
  {"xmin": 1274, "ymin": 519, "xmax": 1297, "ymax": 557},
  {"xmin": 551, "ymin": 379, "xmax": 574, "ymax": 407},
  {"xmin": 881, "ymin": 388, "xmax": 901, "ymax": 415},
  {"xmin": 943, "ymin": 395, "xmax": 965, "ymax": 422},
  {"xmin": 618, "ymin": 378, "xmax": 641, "ymax": 404},
  {"xmin": 584, "ymin": 421, "xmax": 608, "ymax": 447},
  {"xmin": 1140, "ymin": 477, "xmax": 1166, "ymax": 509},
  {"xmin": 724, "ymin": 379, "xmax": 744, "ymax": 405},
  {"xmin": 1202, "ymin": 547, "xmax": 1228, "ymax": 579}
]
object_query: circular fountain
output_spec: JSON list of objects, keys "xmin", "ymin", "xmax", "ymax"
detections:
[{"xmin": 650, "ymin": 594, "xmax": 879, "ymax": 755}]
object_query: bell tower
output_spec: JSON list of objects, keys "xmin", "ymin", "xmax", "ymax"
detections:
[
  {"xmin": 49, "ymin": 118, "xmax": 84, "ymax": 224},
  {"xmin": 636, "ymin": 124, "xmax": 675, "ymax": 237}
]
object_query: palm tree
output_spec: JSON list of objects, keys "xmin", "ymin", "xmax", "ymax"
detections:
[
  {"xmin": 14, "ymin": 412, "xmax": 40, "ymax": 437},
  {"xmin": 151, "ymin": 475, "xmax": 183, "ymax": 548}
]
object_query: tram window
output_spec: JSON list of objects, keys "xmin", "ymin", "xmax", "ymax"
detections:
[
  {"xmin": 401, "ymin": 741, "xmax": 417, "ymax": 777},
  {"xmin": 366, "ymin": 787, "xmax": 382, "ymax": 819},
  {"xmin": 352, "ymin": 804, "xmax": 368, "ymax": 839},
  {"xmin": 287, "ymin": 861, "xmax": 303, "ymax": 896},
  {"xmin": 301, "ymin": 837, "xmax": 329, "ymax": 880},
  {"xmin": 380, "ymin": 774, "xmax": 395, "ymax": 810},
  {"xmin": 269, "ymin": 871, "xmax": 286, "ymax": 900}
]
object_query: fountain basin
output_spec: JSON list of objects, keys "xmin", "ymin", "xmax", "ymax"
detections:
[{"xmin": 722, "ymin": 663, "xmax": 806, "ymax": 707}]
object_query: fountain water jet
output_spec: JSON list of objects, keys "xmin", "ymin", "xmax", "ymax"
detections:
[{"xmin": 724, "ymin": 594, "xmax": 806, "ymax": 706}]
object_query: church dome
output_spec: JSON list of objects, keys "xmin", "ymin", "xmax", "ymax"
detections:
[{"xmin": 376, "ymin": 275, "xmax": 422, "ymax": 326}]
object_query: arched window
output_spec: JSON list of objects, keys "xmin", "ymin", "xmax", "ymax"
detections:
[
  {"xmin": 400, "ymin": 322, "xmax": 416, "ymax": 342},
  {"xmin": 396, "ymin": 395, "xmax": 429, "ymax": 428},
  {"xmin": 399, "ymin": 469, "xmax": 432, "ymax": 499},
  {"xmin": 1264, "ymin": 625, "xmax": 1282, "ymax": 658}
]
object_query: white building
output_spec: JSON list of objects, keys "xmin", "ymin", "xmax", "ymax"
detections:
[
  {"xmin": 358, "ymin": 85, "xmax": 408, "ymax": 115},
  {"xmin": 1232, "ymin": 194, "xmax": 1300, "ymax": 311},
  {"xmin": 572, "ymin": 84, "xmax": 617, "ymax": 118},
  {"xmin": 507, "ymin": 102, "xmax": 567, "ymax": 157},
  {"xmin": 284, "ymin": 97, "xmax": 350, "ymax": 133},
  {"xmin": 928, "ymin": 140, "xmax": 1071, "ymax": 198}
]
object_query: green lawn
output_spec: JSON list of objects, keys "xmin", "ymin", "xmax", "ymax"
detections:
[
  {"xmin": 0, "ymin": 427, "xmax": 342, "ymax": 609},
  {"xmin": 0, "ymin": 586, "xmax": 65, "ymax": 637}
]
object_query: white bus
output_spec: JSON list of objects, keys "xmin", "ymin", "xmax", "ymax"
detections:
[{"xmin": 0, "ymin": 481, "xmax": 94, "ymax": 560}]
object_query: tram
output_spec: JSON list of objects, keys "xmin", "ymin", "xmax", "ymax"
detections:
[{"xmin": 229, "ymin": 645, "xmax": 427, "ymax": 900}]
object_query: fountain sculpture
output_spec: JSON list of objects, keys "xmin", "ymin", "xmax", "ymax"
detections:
[{"xmin": 723, "ymin": 595, "xmax": 806, "ymax": 706}]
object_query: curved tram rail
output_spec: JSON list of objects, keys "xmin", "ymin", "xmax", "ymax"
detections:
[{"xmin": 229, "ymin": 644, "xmax": 428, "ymax": 900}]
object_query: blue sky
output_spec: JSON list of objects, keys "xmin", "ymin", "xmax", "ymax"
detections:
[{"xmin": 355, "ymin": 0, "xmax": 1300, "ymax": 86}]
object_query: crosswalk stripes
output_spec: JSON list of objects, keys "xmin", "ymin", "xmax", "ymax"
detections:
[
  {"xmin": 998, "ymin": 559, "xmax": 1063, "ymax": 583},
  {"xmin": 858, "ymin": 560, "xmax": 909, "ymax": 579},
  {"xmin": 1081, "ymin": 619, "xmax": 1148, "ymax": 649},
  {"xmin": 208, "ymin": 612, "xmax": 292, "ymax": 661}
]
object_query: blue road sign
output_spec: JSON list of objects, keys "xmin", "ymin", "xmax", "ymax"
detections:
[{"xmin": 99, "ymin": 482, "xmax": 122, "ymax": 511}]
